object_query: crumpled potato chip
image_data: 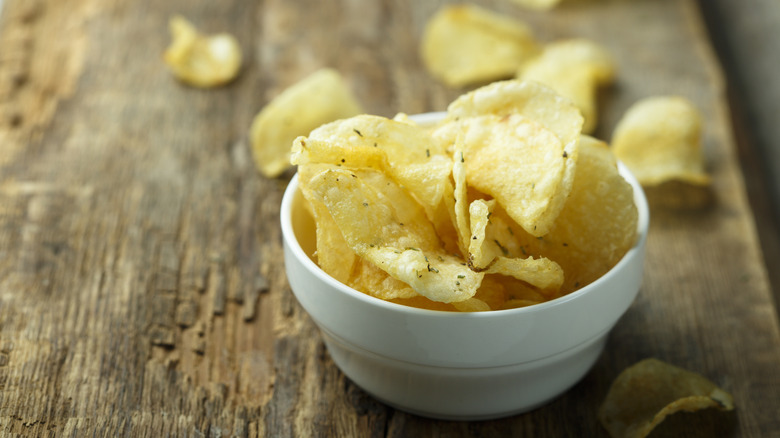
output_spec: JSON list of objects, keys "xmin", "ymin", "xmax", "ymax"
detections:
[
  {"xmin": 434, "ymin": 113, "xmax": 571, "ymax": 237},
  {"xmin": 250, "ymin": 69, "xmax": 363, "ymax": 178},
  {"xmin": 599, "ymin": 358, "xmax": 735, "ymax": 438},
  {"xmin": 305, "ymin": 167, "xmax": 483, "ymax": 303},
  {"xmin": 163, "ymin": 16, "xmax": 242, "ymax": 88},
  {"xmin": 611, "ymin": 96, "xmax": 710, "ymax": 186},
  {"xmin": 518, "ymin": 39, "xmax": 616, "ymax": 134},
  {"xmin": 421, "ymin": 5, "xmax": 540, "ymax": 87}
]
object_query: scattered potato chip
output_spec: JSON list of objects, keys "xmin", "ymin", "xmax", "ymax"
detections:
[
  {"xmin": 507, "ymin": 0, "xmax": 562, "ymax": 10},
  {"xmin": 599, "ymin": 358, "xmax": 735, "ymax": 438},
  {"xmin": 163, "ymin": 16, "xmax": 242, "ymax": 88},
  {"xmin": 420, "ymin": 5, "xmax": 540, "ymax": 87},
  {"xmin": 250, "ymin": 69, "xmax": 363, "ymax": 178},
  {"xmin": 518, "ymin": 39, "xmax": 616, "ymax": 134},
  {"xmin": 611, "ymin": 96, "xmax": 710, "ymax": 186}
]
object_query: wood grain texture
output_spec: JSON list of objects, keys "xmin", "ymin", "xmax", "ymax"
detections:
[{"xmin": 1, "ymin": 0, "xmax": 779, "ymax": 436}]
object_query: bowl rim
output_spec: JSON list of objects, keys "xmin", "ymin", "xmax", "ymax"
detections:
[{"xmin": 280, "ymin": 112, "xmax": 649, "ymax": 319}]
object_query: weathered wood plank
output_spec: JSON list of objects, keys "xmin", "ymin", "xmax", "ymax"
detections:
[{"xmin": 1, "ymin": 0, "xmax": 779, "ymax": 436}]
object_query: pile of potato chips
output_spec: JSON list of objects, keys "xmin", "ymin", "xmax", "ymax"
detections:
[{"xmin": 291, "ymin": 80, "xmax": 638, "ymax": 311}]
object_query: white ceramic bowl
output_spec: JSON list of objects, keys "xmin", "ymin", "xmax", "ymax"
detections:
[{"xmin": 280, "ymin": 113, "xmax": 649, "ymax": 420}]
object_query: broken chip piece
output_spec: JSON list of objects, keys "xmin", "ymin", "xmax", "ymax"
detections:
[
  {"xmin": 599, "ymin": 358, "xmax": 735, "ymax": 438},
  {"xmin": 163, "ymin": 15, "xmax": 242, "ymax": 88}
]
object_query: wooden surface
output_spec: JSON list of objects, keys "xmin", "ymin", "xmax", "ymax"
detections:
[{"xmin": 1, "ymin": 0, "xmax": 779, "ymax": 436}]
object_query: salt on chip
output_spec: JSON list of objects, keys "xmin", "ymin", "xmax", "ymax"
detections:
[
  {"xmin": 305, "ymin": 167, "xmax": 483, "ymax": 303},
  {"xmin": 250, "ymin": 69, "xmax": 363, "ymax": 178},
  {"xmin": 611, "ymin": 96, "xmax": 710, "ymax": 186},
  {"xmin": 164, "ymin": 16, "xmax": 242, "ymax": 88},
  {"xmin": 420, "ymin": 5, "xmax": 540, "ymax": 87},
  {"xmin": 435, "ymin": 113, "xmax": 570, "ymax": 237},
  {"xmin": 518, "ymin": 39, "xmax": 616, "ymax": 134},
  {"xmin": 599, "ymin": 358, "xmax": 734, "ymax": 438}
]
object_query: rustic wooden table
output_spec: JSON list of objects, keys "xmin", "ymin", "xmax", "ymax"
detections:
[{"xmin": 1, "ymin": 0, "xmax": 779, "ymax": 436}]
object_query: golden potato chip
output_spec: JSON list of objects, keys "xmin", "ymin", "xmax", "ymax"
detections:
[
  {"xmin": 305, "ymin": 167, "xmax": 483, "ymax": 303},
  {"xmin": 434, "ymin": 113, "xmax": 571, "ymax": 237},
  {"xmin": 297, "ymin": 165, "xmax": 357, "ymax": 284},
  {"xmin": 451, "ymin": 298, "xmax": 491, "ymax": 312},
  {"xmin": 298, "ymin": 165, "xmax": 419, "ymax": 301},
  {"xmin": 451, "ymin": 137, "xmax": 471, "ymax": 255},
  {"xmin": 599, "ymin": 358, "xmax": 735, "ymax": 438},
  {"xmin": 164, "ymin": 16, "xmax": 242, "ymax": 88},
  {"xmin": 518, "ymin": 39, "xmax": 616, "ymax": 134},
  {"xmin": 483, "ymin": 256, "xmax": 563, "ymax": 290},
  {"xmin": 293, "ymin": 115, "xmax": 452, "ymax": 219},
  {"xmin": 611, "ymin": 96, "xmax": 710, "ymax": 186},
  {"xmin": 467, "ymin": 199, "xmax": 497, "ymax": 269},
  {"xmin": 507, "ymin": 0, "xmax": 561, "ymax": 10},
  {"xmin": 518, "ymin": 136, "xmax": 638, "ymax": 292},
  {"xmin": 250, "ymin": 69, "xmax": 363, "ymax": 178},
  {"xmin": 420, "ymin": 5, "xmax": 540, "ymax": 87},
  {"xmin": 444, "ymin": 80, "xmax": 584, "ymax": 234}
]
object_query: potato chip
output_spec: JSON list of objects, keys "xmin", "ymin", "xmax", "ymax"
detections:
[
  {"xmin": 611, "ymin": 96, "xmax": 710, "ymax": 186},
  {"xmin": 420, "ymin": 5, "xmax": 540, "ymax": 87},
  {"xmin": 518, "ymin": 136, "xmax": 638, "ymax": 292},
  {"xmin": 444, "ymin": 80, "xmax": 584, "ymax": 234},
  {"xmin": 293, "ymin": 115, "xmax": 452, "ymax": 219},
  {"xmin": 297, "ymin": 165, "xmax": 357, "ymax": 284},
  {"xmin": 507, "ymin": 0, "xmax": 561, "ymax": 10},
  {"xmin": 599, "ymin": 358, "xmax": 735, "ymax": 438},
  {"xmin": 434, "ymin": 113, "xmax": 571, "ymax": 237},
  {"xmin": 305, "ymin": 167, "xmax": 483, "ymax": 303},
  {"xmin": 451, "ymin": 298, "xmax": 491, "ymax": 312},
  {"xmin": 518, "ymin": 39, "xmax": 616, "ymax": 134},
  {"xmin": 163, "ymin": 16, "xmax": 242, "ymax": 88},
  {"xmin": 298, "ymin": 165, "xmax": 419, "ymax": 301},
  {"xmin": 250, "ymin": 69, "xmax": 363, "ymax": 178}
]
